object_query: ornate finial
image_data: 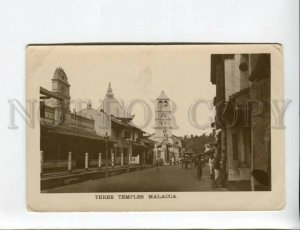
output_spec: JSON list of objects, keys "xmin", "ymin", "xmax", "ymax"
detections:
[
  {"xmin": 87, "ymin": 101, "xmax": 92, "ymax": 108},
  {"xmin": 53, "ymin": 67, "xmax": 69, "ymax": 84},
  {"xmin": 106, "ymin": 82, "xmax": 114, "ymax": 98},
  {"xmin": 158, "ymin": 90, "xmax": 169, "ymax": 100},
  {"xmin": 108, "ymin": 82, "xmax": 112, "ymax": 92}
]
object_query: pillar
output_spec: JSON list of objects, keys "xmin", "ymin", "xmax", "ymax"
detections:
[
  {"xmin": 85, "ymin": 152, "xmax": 89, "ymax": 170},
  {"xmin": 128, "ymin": 153, "xmax": 132, "ymax": 165},
  {"xmin": 154, "ymin": 143, "xmax": 158, "ymax": 164},
  {"xmin": 111, "ymin": 151, "xmax": 114, "ymax": 167},
  {"xmin": 40, "ymin": 150, "xmax": 44, "ymax": 174},
  {"xmin": 128, "ymin": 142, "xmax": 132, "ymax": 165},
  {"xmin": 54, "ymin": 106, "xmax": 60, "ymax": 125},
  {"xmin": 251, "ymin": 175, "xmax": 255, "ymax": 191},
  {"xmin": 240, "ymin": 129, "xmax": 246, "ymax": 163},
  {"xmin": 68, "ymin": 151, "xmax": 72, "ymax": 171},
  {"xmin": 143, "ymin": 149, "xmax": 146, "ymax": 165},
  {"xmin": 121, "ymin": 153, "xmax": 124, "ymax": 166},
  {"xmin": 55, "ymin": 139, "xmax": 62, "ymax": 169},
  {"xmin": 98, "ymin": 152, "xmax": 102, "ymax": 168}
]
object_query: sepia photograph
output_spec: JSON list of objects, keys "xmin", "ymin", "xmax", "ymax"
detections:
[
  {"xmin": 1, "ymin": 0, "xmax": 298, "ymax": 227},
  {"xmin": 27, "ymin": 44, "xmax": 284, "ymax": 211}
]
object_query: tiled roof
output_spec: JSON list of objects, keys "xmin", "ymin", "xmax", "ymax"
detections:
[{"xmin": 111, "ymin": 117, "xmax": 145, "ymax": 133}]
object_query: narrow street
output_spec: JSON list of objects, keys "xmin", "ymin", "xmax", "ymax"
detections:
[{"xmin": 44, "ymin": 164, "xmax": 227, "ymax": 193}]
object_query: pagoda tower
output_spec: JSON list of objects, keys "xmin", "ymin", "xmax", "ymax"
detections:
[{"xmin": 154, "ymin": 90, "xmax": 172, "ymax": 144}]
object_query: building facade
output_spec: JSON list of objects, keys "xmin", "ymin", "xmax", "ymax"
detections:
[
  {"xmin": 40, "ymin": 68, "xmax": 155, "ymax": 175},
  {"xmin": 211, "ymin": 54, "xmax": 271, "ymax": 191},
  {"xmin": 40, "ymin": 68, "xmax": 115, "ymax": 173}
]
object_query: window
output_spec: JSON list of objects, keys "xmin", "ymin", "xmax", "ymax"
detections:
[
  {"xmin": 114, "ymin": 129, "xmax": 120, "ymax": 138},
  {"xmin": 158, "ymin": 100, "xmax": 163, "ymax": 110},
  {"xmin": 124, "ymin": 131, "xmax": 131, "ymax": 139},
  {"xmin": 163, "ymin": 130, "xmax": 168, "ymax": 138}
]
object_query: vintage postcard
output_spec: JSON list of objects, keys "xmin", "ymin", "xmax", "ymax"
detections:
[{"xmin": 26, "ymin": 44, "xmax": 284, "ymax": 211}]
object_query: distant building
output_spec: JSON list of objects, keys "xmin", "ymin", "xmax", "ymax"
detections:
[
  {"xmin": 153, "ymin": 90, "xmax": 173, "ymax": 143},
  {"xmin": 150, "ymin": 91, "xmax": 182, "ymax": 165},
  {"xmin": 172, "ymin": 135, "xmax": 183, "ymax": 159},
  {"xmin": 79, "ymin": 83, "xmax": 154, "ymax": 165}
]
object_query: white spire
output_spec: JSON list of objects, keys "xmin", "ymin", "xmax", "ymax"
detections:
[
  {"xmin": 157, "ymin": 90, "xmax": 169, "ymax": 100},
  {"xmin": 105, "ymin": 82, "xmax": 114, "ymax": 99}
]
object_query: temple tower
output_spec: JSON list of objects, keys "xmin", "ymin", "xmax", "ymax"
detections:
[
  {"xmin": 154, "ymin": 90, "xmax": 172, "ymax": 144},
  {"xmin": 51, "ymin": 67, "xmax": 71, "ymax": 125}
]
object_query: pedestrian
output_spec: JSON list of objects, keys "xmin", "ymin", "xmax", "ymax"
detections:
[
  {"xmin": 208, "ymin": 155, "xmax": 215, "ymax": 179},
  {"xmin": 185, "ymin": 157, "xmax": 189, "ymax": 170},
  {"xmin": 155, "ymin": 158, "xmax": 160, "ymax": 171},
  {"xmin": 195, "ymin": 157, "xmax": 203, "ymax": 180},
  {"xmin": 214, "ymin": 155, "xmax": 221, "ymax": 181},
  {"xmin": 184, "ymin": 156, "xmax": 188, "ymax": 169},
  {"xmin": 171, "ymin": 156, "xmax": 175, "ymax": 166},
  {"xmin": 193, "ymin": 156, "xmax": 198, "ymax": 169}
]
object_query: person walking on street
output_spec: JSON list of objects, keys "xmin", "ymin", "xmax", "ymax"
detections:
[
  {"xmin": 208, "ymin": 155, "xmax": 215, "ymax": 179},
  {"xmin": 214, "ymin": 155, "xmax": 221, "ymax": 180},
  {"xmin": 181, "ymin": 157, "xmax": 184, "ymax": 169},
  {"xmin": 193, "ymin": 156, "xmax": 197, "ymax": 169},
  {"xmin": 184, "ymin": 156, "xmax": 188, "ymax": 169},
  {"xmin": 171, "ymin": 155, "xmax": 175, "ymax": 166},
  {"xmin": 195, "ymin": 156, "xmax": 203, "ymax": 180},
  {"xmin": 155, "ymin": 158, "xmax": 160, "ymax": 171}
]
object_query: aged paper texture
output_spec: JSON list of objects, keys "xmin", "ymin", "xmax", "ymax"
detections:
[{"xmin": 26, "ymin": 44, "xmax": 284, "ymax": 211}]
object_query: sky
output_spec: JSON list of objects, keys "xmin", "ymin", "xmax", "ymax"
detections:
[{"xmin": 31, "ymin": 45, "xmax": 216, "ymax": 136}]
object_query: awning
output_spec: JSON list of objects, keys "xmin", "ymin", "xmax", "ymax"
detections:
[
  {"xmin": 41, "ymin": 123, "xmax": 115, "ymax": 143},
  {"xmin": 40, "ymin": 87, "xmax": 64, "ymax": 101},
  {"xmin": 131, "ymin": 141, "xmax": 145, "ymax": 147},
  {"xmin": 140, "ymin": 139, "xmax": 155, "ymax": 147},
  {"xmin": 203, "ymin": 149, "xmax": 214, "ymax": 155},
  {"xmin": 156, "ymin": 143, "xmax": 172, "ymax": 148}
]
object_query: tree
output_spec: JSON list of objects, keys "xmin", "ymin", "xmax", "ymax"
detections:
[{"xmin": 183, "ymin": 133, "xmax": 215, "ymax": 153}]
